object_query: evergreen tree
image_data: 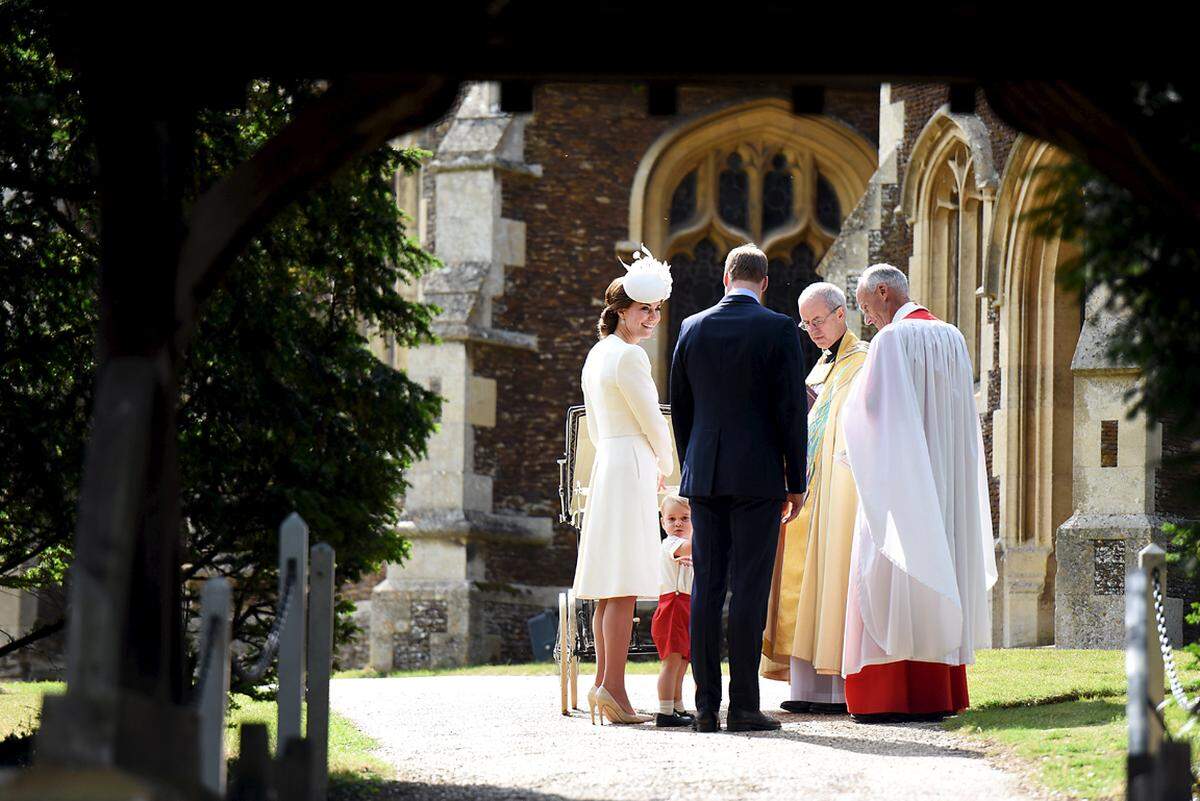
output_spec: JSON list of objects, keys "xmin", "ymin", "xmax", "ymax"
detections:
[{"xmin": 0, "ymin": 0, "xmax": 441, "ymax": 689}]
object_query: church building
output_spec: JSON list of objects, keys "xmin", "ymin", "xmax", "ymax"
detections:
[{"xmin": 355, "ymin": 81, "xmax": 1193, "ymax": 671}]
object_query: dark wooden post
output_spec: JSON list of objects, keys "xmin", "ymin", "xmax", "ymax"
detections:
[
  {"xmin": 38, "ymin": 84, "xmax": 199, "ymax": 783},
  {"xmin": 229, "ymin": 724, "xmax": 271, "ymax": 801},
  {"xmin": 91, "ymin": 95, "xmax": 192, "ymax": 708}
]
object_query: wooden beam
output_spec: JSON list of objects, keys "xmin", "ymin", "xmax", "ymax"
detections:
[{"xmin": 982, "ymin": 81, "xmax": 1200, "ymax": 225}]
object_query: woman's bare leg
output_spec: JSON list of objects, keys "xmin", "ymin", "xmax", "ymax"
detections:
[
  {"xmin": 592, "ymin": 600, "xmax": 606, "ymax": 688},
  {"xmin": 599, "ymin": 595, "xmax": 637, "ymax": 713},
  {"xmin": 657, "ymin": 654, "xmax": 682, "ymax": 703}
]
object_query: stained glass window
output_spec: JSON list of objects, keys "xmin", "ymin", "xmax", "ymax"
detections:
[
  {"xmin": 667, "ymin": 238, "xmax": 726, "ymax": 347},
  {"xmin": 718, "ymin": 153, "xmax": 749, "ymax": 230},
  {"xmin": 767, "ymin": 243, "xmax": 822, "ymax": 367},
  {"xmin": 669, "ymin": 170, "xmax": 697, "ymax": 230},
  {"xmin": 662, "ymin": 142, "xmax": 848, "ymax": 359},
  {"xmin": 816, "ymin": 173, "xmax": 841, "ymax": 233},
  {"xmin": 762, "ymin": 154, "xmax": 793, "ymax": 234}
]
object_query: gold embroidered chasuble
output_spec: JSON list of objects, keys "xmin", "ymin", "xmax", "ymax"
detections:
[{"xmin": 761, "ymin": 330, "xmax": 869, "ymax": 681}]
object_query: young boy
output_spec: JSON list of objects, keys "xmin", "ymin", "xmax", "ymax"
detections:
[{"xmin": 651, "ymin": 494, "xmax": 694, "ymax": 727}]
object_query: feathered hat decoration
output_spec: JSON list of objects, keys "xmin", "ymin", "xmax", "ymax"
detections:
[{"xmin": 618, "ymin": 244, "xmax": 673, "ymax": 303}]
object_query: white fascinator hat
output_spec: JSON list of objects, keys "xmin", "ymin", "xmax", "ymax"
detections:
[{"xmin": 618, "ymin": 244, "xmax": 673, "ymax": 303}]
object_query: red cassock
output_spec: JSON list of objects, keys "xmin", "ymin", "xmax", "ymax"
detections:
[
  {"xmin": 846, "ymin": 661, "xmax": 969, "ymax": 715},
  {"xmin": 844, "ymin": 304, "xmax": 970, "ymax": 716}
]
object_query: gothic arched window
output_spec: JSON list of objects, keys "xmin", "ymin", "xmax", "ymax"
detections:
[
  {"xmin": 624, "ymin": 102, "xmax": 877, "ymax": 387},
  {"xmin": 903, "ymin": 112, "xmax": 997, "ymax": 385},
  {"xmin": 664, "ymin": 144, "xmax": 842, "ymax": 366}
]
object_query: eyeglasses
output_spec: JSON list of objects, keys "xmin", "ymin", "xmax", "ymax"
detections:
[{"xmin": 799, "ymin": 306, "xmax": 844, "ymax": 331}]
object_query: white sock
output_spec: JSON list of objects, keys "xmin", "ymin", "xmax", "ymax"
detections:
[
  {"xmin": 674, "ymin": 701, "xmax": 686, "ymax": 713},
  {"xmin": 659, "ymin": 701, "xmax": 675, "ymax": 715}
]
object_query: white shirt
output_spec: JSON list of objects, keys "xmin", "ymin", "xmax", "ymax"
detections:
[
  {"xmin": 726, "ymin": 287, "xmax": 761, "ymax": 303},
  {"xmin": 659, "ymin": 535, "xmax": 694, "ymax": 595}
]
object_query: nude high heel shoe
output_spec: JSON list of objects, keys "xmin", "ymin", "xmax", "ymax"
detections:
[
  {"xmin": 587, "ymin": 685, "xmax": 599, "ymax": 725},
  {"xmin": 595, "ymin": 686, "xmax": 651, "ymax": 725}
]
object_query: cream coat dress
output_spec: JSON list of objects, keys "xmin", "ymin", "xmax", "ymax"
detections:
[{"xmin": 572, "ymin": 335, "xmax": 674, "ymax": 600}]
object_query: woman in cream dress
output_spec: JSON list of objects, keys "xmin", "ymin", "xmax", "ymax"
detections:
[{"xmin": 574, "ymin": 249, "xmax": 674, "ymax": 724}]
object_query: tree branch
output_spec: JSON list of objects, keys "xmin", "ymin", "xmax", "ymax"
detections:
[
  {"xmin": 173, "ymin": 74, "xmax": 460, "ymax": 353},
  {"xmin": 0, "ymin": 617, "xmax": 65, "ymax": 660},
  {"xmin": 43, "ymin": 202, "xmax": 101, "ymax": 258},
  {"xmin": 0, "ymin": 535, "xmax": 64, "ymax": 576}
]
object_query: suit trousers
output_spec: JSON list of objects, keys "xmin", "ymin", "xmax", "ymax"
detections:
[{"xmin": 688, "ymin": 495, "xmax": 782, "ymax": 715}]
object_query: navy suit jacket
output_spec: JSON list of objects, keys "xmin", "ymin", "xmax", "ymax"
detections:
[{"xmin": 669, "ymin": 294, "xmax": 808, "ymax": 500}]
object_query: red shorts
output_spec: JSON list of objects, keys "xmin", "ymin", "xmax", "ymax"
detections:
[{"xmin": 651, "ymin": 592, "xmax": 691, "ymax": 660}]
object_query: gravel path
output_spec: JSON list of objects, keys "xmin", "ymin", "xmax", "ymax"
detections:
[{"xmin": 330, "ymin": 672, "xmax": 1040, "ymax": 801}]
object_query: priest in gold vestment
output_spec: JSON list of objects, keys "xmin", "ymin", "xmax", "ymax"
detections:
[{"xmin": 761, "ymin": 282, "xmax": 868, "ymax": 713}]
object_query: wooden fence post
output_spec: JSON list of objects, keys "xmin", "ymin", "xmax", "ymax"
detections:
[
  {"xmin": 1127, "ymin": 567, "xmax": 1151, "ymax": 801},
  {"xmin": 277, "ymin": 737, "xmax": 313, "ymax": 801},
  {"xmin": 197, "ymin": 577, "xmax": 232, "ymax": 796},
  {"xmin": 307, "ymin": 543, "xmax": 335, "ymax": 801},
  {"xmin": 278, "ymin": 513, "xmax": 309, "ymax": 753},
  {"xmin": 1140, "ymin": 544, "xmax": 1166, "ymax": 754},
  {"xmin": 229, "ymin": 723, "xmax": 270, "ymax": 801}
]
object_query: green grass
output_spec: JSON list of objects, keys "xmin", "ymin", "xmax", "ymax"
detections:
[
  {"xmin": 0, "ymin": 681, "xmax": 63, "ymax": 740},
  {"xmin": 946, "ymin": 648, "xmax": 1200, "ymax": 800},
  {"xmin": 225, "ymin": 693, "xmax": 391, "ymax": 796},
  {"xmin": 0, "ymin": 681, "xmax": 390, "ymax": 793}
]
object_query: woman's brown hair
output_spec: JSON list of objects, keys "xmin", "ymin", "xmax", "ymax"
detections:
[{"xmin": 597, "ymin": 278, "xmax": 636, "ymax": 339}]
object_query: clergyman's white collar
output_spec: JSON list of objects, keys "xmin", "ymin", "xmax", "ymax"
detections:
[{"xmin": 893, "ymin": 301, "xmax": 925, "ymax": 322}]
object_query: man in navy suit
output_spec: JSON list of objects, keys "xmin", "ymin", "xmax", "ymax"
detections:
[{"xmin": 670, "ymin": 244, "xmax": 808, "ymax": 733}]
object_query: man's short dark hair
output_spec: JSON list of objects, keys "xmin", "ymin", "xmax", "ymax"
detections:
[{"xmin": 724, "ymin": 244, "xmax": 768, "ymax": 283}]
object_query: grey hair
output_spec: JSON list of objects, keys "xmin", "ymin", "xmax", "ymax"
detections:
[
  {"xmin": 857, "ymin": 263, "xmax": 910, "ymax": 296},
  {"xmin": 797, "ymin": 281, "xmax": 846, "ymax": 313}
]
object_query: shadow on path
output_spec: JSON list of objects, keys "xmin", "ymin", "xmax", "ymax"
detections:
[
  {"xmin": 332, "ymin": 779, "xmax": 605, "ymax": 801},
  {"xmin": 762, "ymin": 730, "xmax": 985, "ymax": 758}
]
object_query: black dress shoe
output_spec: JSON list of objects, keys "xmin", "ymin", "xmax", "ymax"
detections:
[
  {"xmin": 779, "ymin": 700, "xmax": 811, "ymax": 713},
  {"xmin": 726, "ymin": 708, "xmax": 782, "ymax": 732},
  {"xmin": 808, "ymin": 702, "xmax": 848, "ymax": 715},
  {"xmin": 850, "ymin": 712, "xmax": 901, "ymax": 724},
  {"xmin": 692, "ymin": 711, "xmax": 720, "ymax": 732},
  {"xmin": 655, "ymin": 712, "xmax": 693, "ymax": 728}
]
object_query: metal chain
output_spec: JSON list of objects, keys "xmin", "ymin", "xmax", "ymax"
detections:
[
  {"xmin": 191, "ymin": 612, "xmax": 223, "ymax": 708},
  {"xmin": 232, "ymin": 558, "xmax": 298, "ymax": 685},
  {"xmin": 1152, "ymin": 567, "xmax": 1198, "ymax": 715}
]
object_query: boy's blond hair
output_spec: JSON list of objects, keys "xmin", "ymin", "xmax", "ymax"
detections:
[{"xmin": 659, "ymin": 494, "xmax": 689, "ymax": 514}]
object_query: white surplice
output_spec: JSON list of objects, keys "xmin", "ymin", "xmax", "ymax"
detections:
[{"xmin": 840, "ymin": 303, "xmax": 998, "ymax": 676}]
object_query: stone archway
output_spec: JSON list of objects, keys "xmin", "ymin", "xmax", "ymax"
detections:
[
  {"xmin": 990, "ymin": 136, "xmax": 1079, "ymax": 647},
  {"xmin": 622, "ymin": 100, "xmax": 877, "ymax": 387},
  {"xmin": 901, "ymin": 109, "xmax": 999, "ymax": 384}
]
